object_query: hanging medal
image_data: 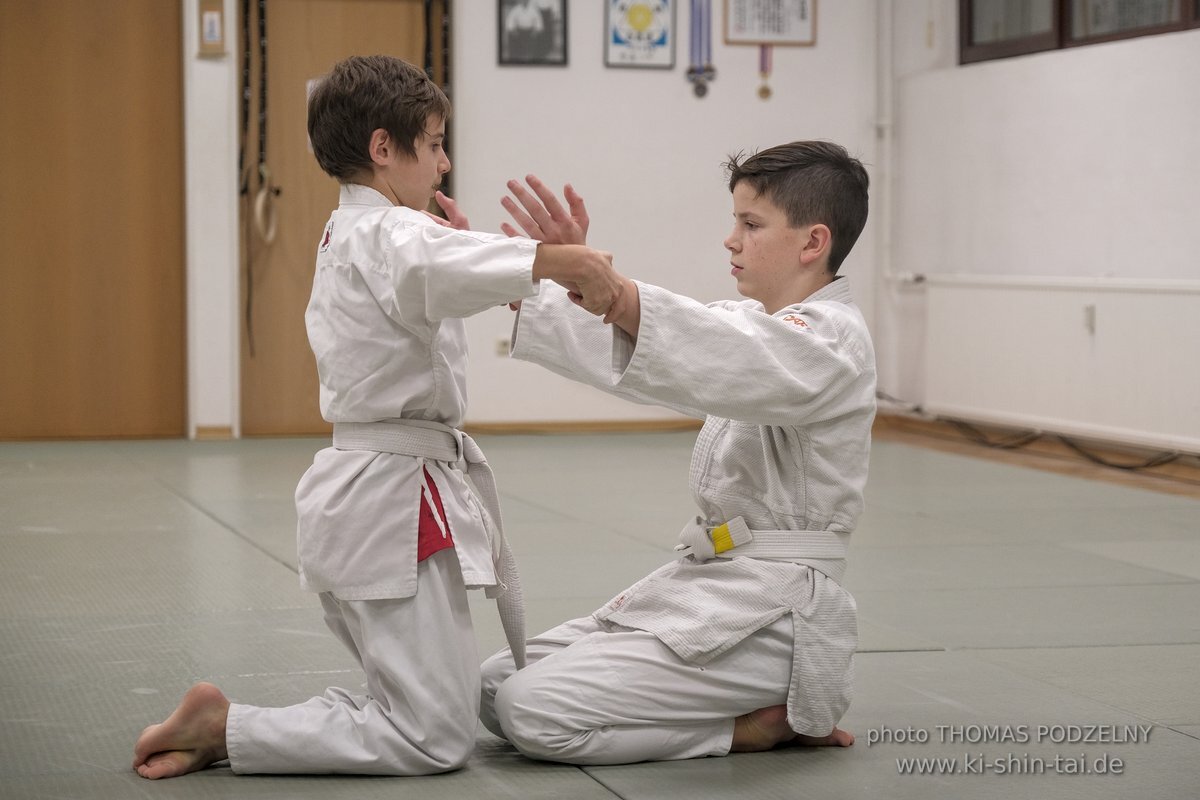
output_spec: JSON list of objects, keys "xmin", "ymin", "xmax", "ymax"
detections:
[
  {"xmin": 687, "ymin": 0, "xmax": 715, "ymax": 97},
  {"xmin": 701, "ymin": 0, "xmax": 716, "ymax": 85},
  {"xmin": 757, "ymin": 44, "xmax": 772, "ymax": 99}
]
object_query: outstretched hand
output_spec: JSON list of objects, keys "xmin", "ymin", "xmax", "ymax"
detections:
[
  {"xmin": 502, "ymin": 177, "xmax": 635, "ymax": 330},
  {"xmin": 501, "ymin": 175, "xmax": 589, "ymax": 244}
]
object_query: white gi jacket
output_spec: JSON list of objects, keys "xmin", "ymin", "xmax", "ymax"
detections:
[
  {"xmin": 295, "ymin": 184, "xmax": 538, "ymax": 600},
  {"xmin": 511, "ymin": 277, "xmax": 876, "ymax": 735}
]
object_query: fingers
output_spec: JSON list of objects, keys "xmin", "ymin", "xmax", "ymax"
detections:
[
  {"xmin": 602, "ymin": 285, "xmax": 627, "ymax": 325},
  {"xmin": 505, "ymin": 178, "xmax": 571, "ymax": 243},
  {"xmin": 507, "ymin": 176, "xmax": 558, "ymax": 235},
  {"xmin": 525, "ymin": 174, "xmax": 570, "ymax": 224},
  {"xmin": 500, "ymin": 194, "xmax": 543, "ymax": 239},
  {"xmin": 568, "ymin": 252, "xmax": 623, "ymax": 318},
  {"xmin": 434, "ymin": 191, "xmax": 471, "ymax": 230},
  {"xmin": 502, "ymin": 175, "xmax": 587, "ymax": 245},
  {"xmin": 420, "ymin": 210, "xmax": 453, "ymax": 228},
  {"xmin": 564, "ymin": 183, "xmax": 590, "ymax": 235},
  {"xmin": 500, "ymin": 222, "xmax": 524, "ymax": 238}
]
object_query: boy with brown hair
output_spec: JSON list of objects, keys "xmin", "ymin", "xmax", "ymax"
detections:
[
  {"xmin": 481, "ymin": 140, "xmax": 874, "ymax": 764},
  {"xmin": 132, "ymin": 54, "xmax": 621, "ymax": 779}
]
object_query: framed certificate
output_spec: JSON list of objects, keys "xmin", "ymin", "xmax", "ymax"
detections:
[
  {"xmin": 724, "ymin": 0, "xmax": 816, "ymax": 46},
  {"xmin": 605, "ymin": 0, "xmax": 676, "ymax": 68}
]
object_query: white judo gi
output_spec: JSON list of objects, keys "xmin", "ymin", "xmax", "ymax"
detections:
[
  {"xmin": 480, "ymin": 277, "xmax": 876, "ymax": 765},
  {"xmin": 226, "ymin": 184, "xmax": 538, "ymax": 775}
]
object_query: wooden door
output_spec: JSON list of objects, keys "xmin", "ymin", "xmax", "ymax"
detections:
[
  {"xmin": 0, "ymin": 0, "xmax": 185, "ymax": 439},
  {"xmin": 239, "ymin": 0, "xmax": 447, "ymax": 435}
]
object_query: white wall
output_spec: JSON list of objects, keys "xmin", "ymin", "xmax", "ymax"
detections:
[
  {"xmin": 179, "ymin": 0, "xmax": 880, "ymax": 431},
  {"xmin": 923, "ymin": 276, "xmax": 1200, "ymax": 452},
  {"xmin": 881, "ymin": 1, "xmax": 1200, "ymax": 407},
  {"xmin": 452, "ymin": 2, "xmax": 880, "ymax": 423},
  {"xmin": 181, "ymin": 2, "xmax": 1200, "ymax": 446},
  {"xmin": 183, "ymin": 0, "xmax": 241, "ymax": 437}
]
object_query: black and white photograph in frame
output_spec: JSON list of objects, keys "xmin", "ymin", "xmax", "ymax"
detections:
[
  {"xmin": 605, "ymin": 0, "xmax": 676, "ymax": 68},
  {"xmin": 498, "ymin": 0, "xmax": 568, "ymax": 65}
]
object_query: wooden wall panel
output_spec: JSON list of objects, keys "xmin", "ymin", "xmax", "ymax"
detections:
[{"xmin": 0, "ymin": 0, "xmax": 186, "ymax": 439}]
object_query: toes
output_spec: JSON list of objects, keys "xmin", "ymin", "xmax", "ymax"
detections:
[
  {"xmin": 132, "ymin": 723, "xmax": 163, "ymax": 766},
  {"xmin": 137, "ymin": 752, "xmax": 181, "ymax": 780},
  {"xmin": 135, "ymin": 749, "xmax": 208, "ymax": 780},
  {"xmin": 788, "ymin": 726, "xmax": 855, "ymax": 748}
]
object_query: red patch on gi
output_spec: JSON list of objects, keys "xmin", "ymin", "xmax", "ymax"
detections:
[
  {"xmin": 782, "ymin": 314, "xmax": 810, "ymax": 329},
  {"xmin": 417, "ymin": 467, "xmax": 455, "ymax": 562}
]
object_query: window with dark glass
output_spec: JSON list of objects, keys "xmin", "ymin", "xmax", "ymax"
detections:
[{"xmin": 961, "ymin": 0, "xmax": 1198, "ymax": 63}]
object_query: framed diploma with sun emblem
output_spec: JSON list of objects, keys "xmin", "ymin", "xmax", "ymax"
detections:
[{"xmin": 605, "ymin": 0, "xmax": 676, "ymax": 68}]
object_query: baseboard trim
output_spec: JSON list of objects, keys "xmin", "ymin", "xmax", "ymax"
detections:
[
  {"xmin": 874, "ymin": 412, "xmax": 1200, "ymax": 498},
  {"xmin": 464, "ymin": 419, "xmax": 703, "ymax": 435},
  {"xmin": 193, "ymin": 425, "xmax": 235, "ymax": 441}
]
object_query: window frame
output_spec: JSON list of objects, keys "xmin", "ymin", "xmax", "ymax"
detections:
[{"xmin": 960, "ymin": 0, "xmax": 1199, "ymax": 64}]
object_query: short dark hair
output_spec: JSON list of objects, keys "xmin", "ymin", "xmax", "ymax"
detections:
[
  {"xmin": 725, "ymin": 141, "xmax": 869, "ymax": 273},
  {"xmin": 307, "ymin": 55, "xmax": 451, "ymax": 181}
]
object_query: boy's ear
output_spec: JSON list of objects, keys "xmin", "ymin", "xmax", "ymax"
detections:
[
  {"xmin": 799, "ymin": 223, "xmax": 832, "ymax": 267},
  {"xmin": 367, "ymin": 128, "xmax": 393, "ymax": 166}
]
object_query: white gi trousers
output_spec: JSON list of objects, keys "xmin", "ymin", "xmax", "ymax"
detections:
[
  {"xmin": 226, "ymin": 549, "xmax": 479, "ymax": 775},
  {"xmin": 480, "ymin": 613, "xmax": 795, "ymax": 765}
]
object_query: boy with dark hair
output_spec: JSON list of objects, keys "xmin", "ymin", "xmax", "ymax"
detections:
[
  {"xmin": 132, "ymin": 54, "xmax": 622, "ymax": 779},
  {"xmin": 480, "ymin": 140, "xmax": 875, "ymax": 765}
]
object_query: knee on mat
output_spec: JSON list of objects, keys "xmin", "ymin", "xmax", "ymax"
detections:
[
  {"xmin": 479, "ymin": 652, "xmax": 515, "ymax": 739},
  {"xmin": 374, "ymin": 712, "xmax": 475, "ymax": 774},
  {"xmin": 393, "ymin": 731, "xmax": 473, "ymax": 775},
  {"xmin": 480, "ymin": 652, "xmax": 510, "ymax": 703},
  {"xmin": 492, "ymin": 672, "xmax": 571, "ymax": 760},
  {"xmin": 478, "ymin": 689, "xmax": 505, "ymax": 740},
  {"xmin": 437, "ymin": 742, "xmax": 473, "ymax": 773}
]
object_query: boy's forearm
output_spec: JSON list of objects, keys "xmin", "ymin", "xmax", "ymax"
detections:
[
  {"xmin": 530, "ymin": 243, "xmax": 597, "ymax": 284},
  {"xmin": 607, "ymin": 279, "xmax": 641, "ymax": 340}
]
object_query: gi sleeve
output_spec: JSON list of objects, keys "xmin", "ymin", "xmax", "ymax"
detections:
[
  {"xmin": 386, "ymin": 215, "xmax": 538, "ymax": 323},
  {"xmin": 511, "ymin": 282, "xmax": 657, "ymax": 408},
  {"xmin": 514, "ymin": 280, "xmax": 873, "ymax": 426}
]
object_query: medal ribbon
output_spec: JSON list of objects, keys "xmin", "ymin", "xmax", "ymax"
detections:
[
  {"xmin": 688, "ymin": 0, "xmax": 714, "ymax": 96},
  {"xmin": 758, "ymin": 44, "xmax": 772, "ymax": 99}
]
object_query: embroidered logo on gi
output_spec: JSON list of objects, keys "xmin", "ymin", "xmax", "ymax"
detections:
[
  {"xmin": 319, "ymin": 221, "xmax": 333, "ymax": 252},
  {"xmin": 781, "ymin": 314, "xmax": 810, "ymax": 329}
]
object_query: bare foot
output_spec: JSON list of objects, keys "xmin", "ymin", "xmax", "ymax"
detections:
[
  {"xmin": 731, "ymin": 704, "xmax": 855, "ymax": 752},
  {"xmin": 132, "ymin": 682, "xmax": 231, "ymax": 779},
  {"xmin": 791, "ymin": 726, "xmax": 855, "ymax": 748}
]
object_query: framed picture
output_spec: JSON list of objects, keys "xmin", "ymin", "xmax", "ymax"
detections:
[
  {"xmin": 724, "ymin": 0, "xmax": 816, "ymax": 46},
  {"xmin": 499, "ymin": 0, "xmax": 568, "ymax": 65},
  {"xmin": 605, "ymin": 0, "xmax": 676, "ymax": 69}
]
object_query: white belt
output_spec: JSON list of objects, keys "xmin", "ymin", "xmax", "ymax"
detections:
[
  {"xmin": 332, "ymin": 420, "xmax": 527, "ymax": 669},
  {"xmin": 675, "ymin": 515, "xmax": 849, "ymax": 583}
]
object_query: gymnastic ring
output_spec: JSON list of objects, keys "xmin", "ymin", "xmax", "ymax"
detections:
[{"xmin": 254, "ymin": 166, "xmax": 278, "ymax": 245}]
